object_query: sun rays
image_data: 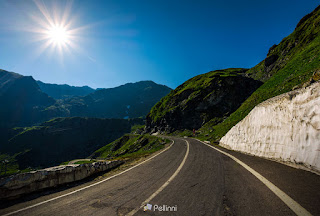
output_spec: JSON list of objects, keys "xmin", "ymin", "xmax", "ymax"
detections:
[{"xmin": 28, "ymin": 0, "xmax": 88, "ymax": 60}]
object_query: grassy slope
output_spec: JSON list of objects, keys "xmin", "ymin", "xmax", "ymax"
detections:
[
  {"xmin": 198, "ymin": 6, "xmax": 320, "ymax": 142},
  {"xmin": 92, "ymin": 134, "xmax": 170, "ymax": 160},
  {"xmin": 0, "ymin": 117, "xmax": 144, "ymax": 176},
  {"xmin": 148, "ymin": 68, "xmax": 247, "ymax": 122}
]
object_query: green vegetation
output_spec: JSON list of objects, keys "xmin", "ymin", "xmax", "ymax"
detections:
[
  {"xmin": 169, "ymin": 129, "xmax": 193, "ymax": 137},
  {"xmin": 74, "ymin": 160, "xmax": 97, "ymax": 164},
  {"xmin": 0, "ymin": 154, "xmax": 32, "ymax": 177},
  {"xmin": 198, "ymin": 6, "xmax": 320, "ymax": 142},
  {"xmin": 149, "ymin": 68, "xmax": 247, "ymax": 122},
  {"xmin": 131, "ymin": 124, "xmax": 145, "ymax": 133},
  {"xmin": 59, "ymin": 161, "xmax": 71, "ymax": 165},
  {"xmin": 92, "ymin": 134, "xmax": 170, "ymax": 160},
  {"xmin": 1, "ymin": 117, "xmax": 144, "ymax": 170}
]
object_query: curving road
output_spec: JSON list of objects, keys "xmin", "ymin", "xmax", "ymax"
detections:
[{"xmin": 0, "ymin": 137, "xmax": 319, "ymax": 216}]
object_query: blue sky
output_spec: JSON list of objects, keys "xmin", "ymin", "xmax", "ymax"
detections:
[{"xmin": 0, "ymin": 0, "xmax": 318, "ymax": 89}]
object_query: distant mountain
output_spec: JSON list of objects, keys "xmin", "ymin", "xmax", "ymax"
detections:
[
  {"xmin": 0, "ymin": 69, "xmax": 171, "ymax": 127},
  {"xmin": 36, "ymin": 81, "xmax": 95, "ymax": 99},
  {"xmin": 0, "ymin": 69, "xmax": 55, "ymax": 127},
  {"xmin": 61, "ymin": 81, "xmax": 172, "ymax": 119}
]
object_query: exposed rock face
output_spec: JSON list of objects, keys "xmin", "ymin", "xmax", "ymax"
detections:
[
  {"xmin": 220, "ymin": 82, "xmax": 320, "ymax": 173},
  {"xmin": 0, "ymin": 160, "xmax": 123, "ymax": 199},
  {"xmin": 146, "ymin": 69, "xmax": 262, "ymax": 133}
]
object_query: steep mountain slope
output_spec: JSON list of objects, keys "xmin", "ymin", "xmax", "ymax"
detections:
[
  {"xmin": 0, "ymin": 117, "xmax": 144, "ymax": 170},
  {"xmin": 0, "ymin": 69, "xmax": 55, "ymax": 127},
  {"xmin": 62, "ymin": 81, "xmax": 172, "ymax": 119},
  {"xmin": 146, "ymin": 68, "xmax": 262, "ymax": 133},
  {"xmin": 199, "ymin": 5, "xmax": 320, "ymax": 142},
  {"xmin": 36, "ymin": 81, "xmax": 95, "ymax": 99},
  {"xmin": 146, "ymin": 5, "xmax": 320, "ymax": 141}
]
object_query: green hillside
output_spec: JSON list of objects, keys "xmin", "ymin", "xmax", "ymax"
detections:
[
  {"xmin": 199, "ymin": 5, "xmax": 320, "ymax": 142},
  {"xmin": 91, "ymin": 134, "xmax": 170, "ymax": 160},
  {"xmin": 146, "ymin": 68, "xmax": 262, "ymax": 133},
  {"xmin": 146, "ymin": 5, "xmax": 320, "ymax": 142},
  {"xmin": 0, "ymin": 117, "xmax": 144, "ymax": 175}
]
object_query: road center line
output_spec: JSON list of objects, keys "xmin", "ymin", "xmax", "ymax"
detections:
[
  {"xmin": 126, "ymin": 138, "xmax": 190, "ymax": 216},
  {"xmin": 3, "ymin": 140, "xmax": 175, "ymax": 216},
  {"xmin": 197, "ymin": 139, "xmax": 312, "ymax": 216}
]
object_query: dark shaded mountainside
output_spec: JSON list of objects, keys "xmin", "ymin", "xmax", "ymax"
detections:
[
  {"xmin": 0, "ymin": 70, "xmax": 55, "ymax": 128},
  {"xmin": 146, "ymin": 68, "xmax": 262, "ymax": 133},
  {"xmin": 59, "ymin": 81, "xmax": 172, "ymax": 119},
  {"xmin": 0, "ymin": 70, "xmax": 171, "ymax": 127},
  {"xmin": 0, "ymin": 117, "xmax": 144, "ymax": 171},
  {"xmin": 0, "ymin": 70, "xmax": 170, "ymax": 174},
  {"xmin": 146, "ymin": 5, "xmax": 320, "ymax": 141},
  {"xmin": 36, "ymin": 81, "xmax": 95, "ymax": 99}
]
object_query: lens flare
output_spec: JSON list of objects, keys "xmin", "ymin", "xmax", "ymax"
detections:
[
  {"xmin": 25, "ymin": 0, "xmax": 92, "ymax": 60},
  {"xmin": 47, "ymin": 25, "xmax": 69, "ymax": 44}
]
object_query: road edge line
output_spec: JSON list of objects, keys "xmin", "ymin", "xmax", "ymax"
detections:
[
  {"xmin": 3, "ymin": 140, "xmax": 175, "ymax": 216},
  {"xmin": 126, "ymin": 138, "xmax": 190, "ymax": 216},
  {"xmin": 196, "ymin": 139, "xmax": 312, "ymax": 216}
]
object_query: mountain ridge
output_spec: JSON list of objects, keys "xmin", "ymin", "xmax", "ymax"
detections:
[
  {"xmin": 36, "ymin": 80, "xmax": 95, "ymax": 99},
  {"xmin": 0, "ymin": 69, "xmax": 172, "ymax": 127}
]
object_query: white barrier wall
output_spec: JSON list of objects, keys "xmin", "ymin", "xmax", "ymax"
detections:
[
  {"xmin": 0, "ymin": 160, "xmax": 123, "ymax": 199},
  {"xmin": 220, "ymin": 82, "xmax": 320, "ymax": 173}
]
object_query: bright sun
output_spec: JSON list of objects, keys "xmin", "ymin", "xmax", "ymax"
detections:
[
  {"xmin": 47, "ymin": 25, "xmax": 69, "ymax": 45},
  {"xmin": 29, "ymin": 0, "xmax": 91, "ymax": 59}
]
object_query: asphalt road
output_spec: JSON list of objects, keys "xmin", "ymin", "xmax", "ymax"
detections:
[{"xmin": 1, "ymin": 137, "xmax": 319, "ymax": 216}]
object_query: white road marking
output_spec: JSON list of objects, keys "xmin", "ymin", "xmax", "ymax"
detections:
[
  {"xmin": 198, "ymin": 139, "xmax": 312, "ymax": 216},
  {"xmin": 2, "ymin": 140, "xmax": 175, "ymax": 216},
  {"xmin": 126, "ymin": 138, "xmax": 190, "ymax": 216}
]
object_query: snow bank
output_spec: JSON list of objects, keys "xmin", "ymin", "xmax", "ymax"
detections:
[{"xmin": 220, "ymin": 82, "xmax": 320, "ymax": 173}]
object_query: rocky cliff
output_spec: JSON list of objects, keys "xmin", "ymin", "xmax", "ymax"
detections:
[
  {"xmin": 146, "ymin": 68, "xmax": 262, "ymax": 133},
  {"xmin": 220, "ymin": 81, "xmax": 320, "ymax": 173}
]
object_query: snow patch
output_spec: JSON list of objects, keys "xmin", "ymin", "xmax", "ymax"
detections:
[{"xmin": 220, "ymin": 82, "xmax": 320, "ymax": 174}]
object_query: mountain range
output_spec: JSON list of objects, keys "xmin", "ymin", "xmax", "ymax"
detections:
[{"xmin": 0, "ymin": 70, "xmax": 172, "ymax": 127}]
